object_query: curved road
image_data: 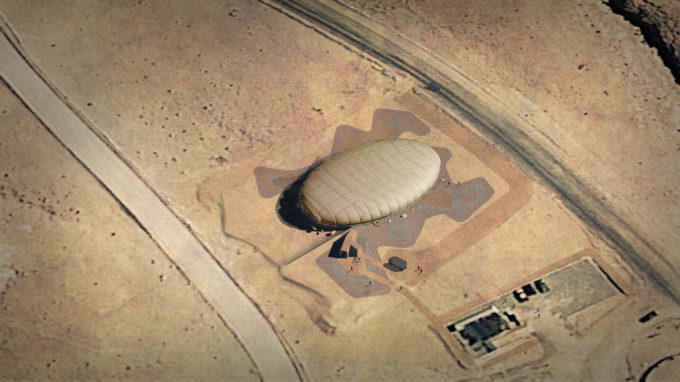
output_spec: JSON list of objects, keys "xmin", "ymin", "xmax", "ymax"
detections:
[{"xmin": 271, "ymin": 0, "xmax": 680, "ymax": 303}]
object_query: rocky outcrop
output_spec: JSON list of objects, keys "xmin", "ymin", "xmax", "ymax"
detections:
[{"xmin": 607, "ymin": 0, "xmax": 680, "ymax": 84}]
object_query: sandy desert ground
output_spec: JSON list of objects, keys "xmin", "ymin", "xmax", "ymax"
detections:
[{"xmin": 1, "ymin": 1, "xmax": 679, "ymax": 381}]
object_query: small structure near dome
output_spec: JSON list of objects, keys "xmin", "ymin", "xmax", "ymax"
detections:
[{"xmin": 387, "ymin": 256, "xmax": 407, "ymax": 272}]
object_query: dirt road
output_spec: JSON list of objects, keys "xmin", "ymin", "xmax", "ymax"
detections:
[
  {"xmin": 0, "ymin": 18, "xmax": 301, "ymax": 382},
  {"xmin": 273, "ymin": 0, "xmax": 680, "ymax": 303}
]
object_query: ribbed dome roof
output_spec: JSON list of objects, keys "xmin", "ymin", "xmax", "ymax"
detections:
[{"xmin": 299, "ymin": 139, "xmax": 441, "ymax": 226}]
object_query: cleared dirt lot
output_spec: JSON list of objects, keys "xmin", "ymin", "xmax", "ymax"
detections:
[{"xmin": 338, "ymin": 0, "xmax": 680, "ymax": 298}]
